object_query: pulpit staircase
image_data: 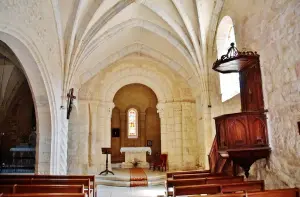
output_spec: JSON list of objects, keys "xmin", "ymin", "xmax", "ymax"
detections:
[{"xmin": 208, "ymin": 137, "xmax": 233, "ymax": 175}]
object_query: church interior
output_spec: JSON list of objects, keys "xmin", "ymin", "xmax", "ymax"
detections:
[{"xmin": 0, "ymin": 0, "xmax": 299, "ymax": 197}]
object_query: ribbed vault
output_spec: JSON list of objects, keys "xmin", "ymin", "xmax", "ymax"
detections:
[{"xmin": 50, "ymin": 0, "xmax": 225, "ymax": 97}]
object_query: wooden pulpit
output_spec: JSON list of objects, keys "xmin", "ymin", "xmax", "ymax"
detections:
[{"xmin": 99, "ymin": 148, "xmax": 114, "ymax": 175}]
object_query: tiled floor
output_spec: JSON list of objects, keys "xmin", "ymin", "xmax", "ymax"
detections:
[{"xmin": 97, "ymin": 185, "xmax": 165, "ymax": 197}]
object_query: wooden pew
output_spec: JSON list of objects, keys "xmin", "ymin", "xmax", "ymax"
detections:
[
  {"xmin": 166, "ymin": 176, "xmax": 244, "ymax": 196},
  {"xmin": 14, "ymin": 185, "xmax": 84, "ymax": 194},
  {"xmin": 172, "ymin": 173, "xmax": 225, "ymax": 179},
  {"xmin": 166, "ymin": 178, "xmax": 206, "ymax": 197},
  {"xmin": 0, "ymin": 179, "xmax": 90, "ymax": 197},
  {"xmin": 189, "ymin": 188, "xmax": 300, "ymax": 197},
  {"xmin": 2, "ymin": 194, "xmax": 85, "ymax": 197},
  {"xmin": 206, "ymin": 176, "xmax": 244, "ymax": 184},
  {"xmin": 173, "ymin": 181, "xmax": 264, "ymax": 196},
  {"xmin": 0, "ymin": 175, "xmax": 96, "ymax": 197},
  {"xmin": 173, "ymin": 184, "xmax": 221, "ymax": 196},
  {"xmin": 167, "ymin": 169, "xmax": 211, "ymax": 178},
  {"xmin": 221, "ymin": 181, "xmax": 264, "ymax": 193},
  {"xmin": 0, "ymin": 186, "xmax": 14, "ymax": 194}
]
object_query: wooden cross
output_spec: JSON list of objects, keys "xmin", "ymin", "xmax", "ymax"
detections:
[{"xmin": 67, "ymin": 88, "xmax": 76, "ymax": 119}]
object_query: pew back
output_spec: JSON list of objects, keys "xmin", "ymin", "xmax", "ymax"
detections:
[
  {"xmin": 0, "ymin": 175, "xmax": 95, "ymax": 197},
  {"xmin": 0, "ymin": 179, "xmax": 90, "ymax": 197},
  {"xmin": 206, "ymin": 176, "xmax": 244, "ymax": 184},
  {"xmin": 14, "ymin": 185, "xmax": 84, "ymax": 194},
  {"xmin": 188, "ymin": 188, "xmax": 299, "ymax": 197},
  {"xmin": 173, "ymin": 184, "xmax": 221, "ymax": 197},
  {"xmin": 166, "ymin": 170, "xmax": 211, "ymax": 178},
  {"xmin": 2, "ymin": 194, "xmax": 85, "ymax": 197},
  {"xmin": 221, "ymin": 181, "xmax": 264, "ymax": 193},
  {"xmin": 0, "ymin": 186, "xmax": 14, "ymax": 194},
  {"xmin": 172, "ymin": 173, "xmax": 224, "ymax": 179}
]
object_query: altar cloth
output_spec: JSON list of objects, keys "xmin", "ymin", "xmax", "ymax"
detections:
[
  {"xmin": 120, "ymin": 147, "xmax": 151, "ymax": 168},
  {"xmin": 120, "ymin": 147, "xmax": 151, "ymax": 155}
]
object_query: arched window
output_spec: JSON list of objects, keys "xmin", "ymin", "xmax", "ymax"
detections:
[
  {"xmin": 128, "ymin": 108, "xmax": 138, "ymax": 138},
  {"xmin": 216, "ymin": 16, "xmax": 240, "ymax": 102}
]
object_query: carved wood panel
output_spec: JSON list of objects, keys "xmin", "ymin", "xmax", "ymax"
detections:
[
  {"xmin": 226, "ymin": 116, "xmax": 248, "ymax": 148},
  {"xmin": 215, "ymin": 112, "xmax": 268, "ymax": 150},
  {"xmin": 240, "ymin": 65, "xmax": 264, "ymax": 111}
]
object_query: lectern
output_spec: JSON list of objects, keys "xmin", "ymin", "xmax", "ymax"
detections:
[{"xmin": 99, "ymin": 148, "xmax": 114, "ymax": 175}]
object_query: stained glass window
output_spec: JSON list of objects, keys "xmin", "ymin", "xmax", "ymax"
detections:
[{"xmin": 128, "ymin": 108, "xmax": 138, "ymax": 138}]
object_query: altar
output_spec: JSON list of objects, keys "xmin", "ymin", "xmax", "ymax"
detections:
[{"xmin": 120, "ymin": 147, "xmax": 151, "ymax": 168}]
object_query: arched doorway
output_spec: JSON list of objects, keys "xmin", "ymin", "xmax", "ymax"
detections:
[
  {"xmin": 111, "ymin": 84, "xmax": 161, "ymax": 165},
  {"xmin": 0, "ymin": 32, "xmax": 54, "ymax": 174},
  {"xmin": 0, "ymin": 41, "xmax": 36, "ymax": 173}
]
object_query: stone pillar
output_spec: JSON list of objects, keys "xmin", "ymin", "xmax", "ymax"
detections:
[
  {"xmin": 157, "ymin": 103, "xmax": 166, "ymax": 152},
  {"xmin": 196, "ymin": 92, "xmax": 212, "ymax": 169},
  {"xmin": 36, "ymin": 104, "xmax": 52, "ymax": 174},
  {"xmin": 140, "ymin": 112, "xmax": 146, "ymax": 146},
  {"xmin": 120, "ymin": 112, "xmax": 126, "ymax": 147},
  {"xmin": 68, "ymin": 102, "xmax": 89, "ymax": 174},
  {"xmin": 88, "ymin": 102, "xmax": 99, "ymax": 174},
  {"xmin": 171, "ymin": 102, "xmax": 183, "ymax": 170},
  {"xmin": 98, "ymin": 101, "xmax": 114, "ymax": 171},
  {"xmin": 181, "ymin": 102, "xmax": 197, "ymax": 169}
]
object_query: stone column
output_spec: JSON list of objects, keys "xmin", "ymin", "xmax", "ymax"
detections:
[
  {"xmin": 98, "ymin": 101, "xmax": 114, "ymax": 171},
  {"xmin": 140, "ymin": 112, "xmax": 146, "ymax": 146},
  {"xmin": 157, "ymin": 103, "xmax": 166, "ymax": 152},
  {"xmin": 196, "ymin": 92, "xmax": 212, "ymax": 169},
  {"xmin": 172, "ymin": 102, "xmax": 183, "ymax": 170},
  {"xmin": 88, "ymin": 102, "xmax": 99, "ymax": 174},
  {"xmin": 68, "ymin": 102, "xmax": 89, "ymax": 174},
  {"xmin": 120, "ymin": 112, "xmax": 126, "ymax": 147},
  {"xmin": 181, "ymin": 102, "xmax": 197, "ymax": 169}
]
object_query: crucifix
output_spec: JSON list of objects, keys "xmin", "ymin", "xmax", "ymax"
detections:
[{"xmin": 67, "ymin": 88, "xmax": 76, "ymax": 119}]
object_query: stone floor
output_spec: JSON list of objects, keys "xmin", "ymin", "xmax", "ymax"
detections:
[
  {"xmin": 97, "ymin": 168, "xmax": 166, "ymax": 187},
  {"xmin": 97, "ymin": 185, "xmax": 165, "ymax": 197},
  {"xmin": 97, "ymin": 168, "xmax": 166, "ymax": 196}
]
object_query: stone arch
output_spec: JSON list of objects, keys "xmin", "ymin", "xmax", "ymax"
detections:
[
  {"xmin": 102, "ymin": 75, "xmax": 171, "ymax": 103},
  {"xmin": 0, "ymin": 30, "xmax": 56, "ymax": 174},
  {"xmin": 79, "ymin": 19, "xmax": 195, "ymax": 69},
  {"xmin": 77, "ymin": 44, "xmax": 198, "ymax": 89}
]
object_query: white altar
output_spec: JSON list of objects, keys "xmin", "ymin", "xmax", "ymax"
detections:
[{"xmin": 120, "ymin": 147, "xmax": 151, "ymax": 168}]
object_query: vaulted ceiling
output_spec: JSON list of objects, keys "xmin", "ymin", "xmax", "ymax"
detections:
[{"xmin": 51, "ymin": 0, "xmax": 224, "ymax": 92}]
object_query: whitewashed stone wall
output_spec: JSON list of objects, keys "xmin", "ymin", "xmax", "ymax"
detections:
[
  {"xmin": 69, "ymin": 58, "xmax": 203, "ymax": 172},
  {"xmin": 209, "ymin": 0, "xmax": 300, "ymax": 189}
]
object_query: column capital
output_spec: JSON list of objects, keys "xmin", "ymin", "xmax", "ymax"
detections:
[
  {"xmin": 99, "ymin": 101, "xmax": 115, "ymax": 118},
  {"xmin": 156, "ymin": 102, "xmax": 166, "ymax": 118}
]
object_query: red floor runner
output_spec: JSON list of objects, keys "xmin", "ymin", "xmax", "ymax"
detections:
[{"xmin": 129, "ymin": 168, "xmax": 148, "ymax": 187}]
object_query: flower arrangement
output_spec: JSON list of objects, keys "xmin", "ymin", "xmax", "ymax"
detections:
[{"xmin": 130, "ymin": 158, "xmax": 141, "ymax": 168}]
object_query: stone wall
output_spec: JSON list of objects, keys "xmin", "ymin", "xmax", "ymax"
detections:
[
  {"xmin": 209, "ymin": 0, "xmax": 300, "ymax": 189},
  {"xmin": 69, "ymin": 56, "xmax": 202, "ymax": 173}
]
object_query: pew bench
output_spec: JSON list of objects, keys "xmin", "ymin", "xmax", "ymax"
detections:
[
  {"xmin": 2, "ymin": 193, "xmax": 85, "ymax": 197},
  {"xmin": 0, "ymin": 175, "xmax": 95, "ymax": 197},
  {"xmin": 188, "ymin": 188, "xmax": 300, "ymax": 197},
  {"xmin": 14, "ymin": 185, "xmax": 84, "ymax": 194},
  {"xmin": 0, "ymin": 179, "xmax": 90, "ymax": 197},
  {"xmin": 173, "ymin": 181, "xmax": 264, "ymax": 196},
  {"xmin": 172, "ymin": 173, "xmax": 224, "ymax": 179},
  {"xmin": 0, "ymin": 184, "xmax": 84, "ymax": 195},
  {"xmin": 167, "ymin": 169, "xmax": 211, "ymax": 178},
  {"xmin": 166, "ymin": 176, "xmax": 245, "ymax": 196}
]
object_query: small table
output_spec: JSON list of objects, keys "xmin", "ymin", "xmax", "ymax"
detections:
[{"xmin": 120, "ymin": 147, "xmax": 151, "ymax": 168}]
